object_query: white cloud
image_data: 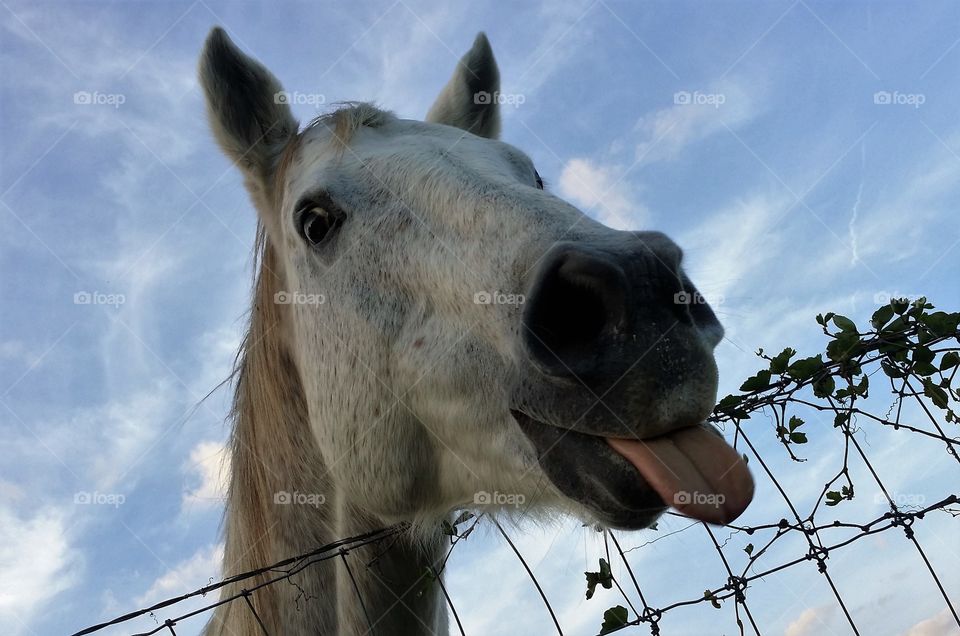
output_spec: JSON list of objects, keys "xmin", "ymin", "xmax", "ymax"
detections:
[
  {"xmin": 785, "ymin": 605, "xmax": 837, "ymax": 636},
  {"xmin": 634, "ymin": 78, "xmax": 760, "ymax": 164},
  {"xmin": 558, "ymin": 157, "xmax": 647, "ymax": 230},
  {"xmin": 902, "ymin": 607, "xmax": 960, "ymax": 636},
  {"xmin": 678, "ymin": 191, "xmax": 787, "ymax": 300},
  {"xmin": 181, "ymin": 440, "xmax": 230, "ymax": 512},
  {"xmin": 0, "ymin": 506, "xmax": 78, "ymax": 634},
  {"xmin": 64, "ymin": 382, "xmax": 176, "ymax": 493},
  {"xmin": 0, "ymin": 340, "xmax": 42, "ymax": 368},
  {"xmin": 135, "ymin": 543, "xmax": 223, "ymax": 608}
]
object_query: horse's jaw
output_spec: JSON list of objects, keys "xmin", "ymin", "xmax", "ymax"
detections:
[{"xmin": 511, "ymin": 411, "xmax": 754, "ymax": 530}]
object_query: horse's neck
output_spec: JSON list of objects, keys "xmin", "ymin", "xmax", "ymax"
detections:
[
  {"xmin": 222, "ymin": 390, "xmax": 446, "ymax": 636},
  {"xmin": 210, "ymin": 236, "xmax": 445, "ymax": 635},
  {"xmin": 337, "ymin": 509, "xmax": 448, "ymax": 636}
]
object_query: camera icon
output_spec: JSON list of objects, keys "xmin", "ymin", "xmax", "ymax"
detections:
[
  {"xmin": 873, "ymin": 91, "xmax": 892, "ymax": 105},
  {"xmin": 673, "ymin": 291, "xmax": 691, "ymax": 305},
  {"xmin": 74, "ymin": 291, "xmax": 92, "ymax": 305},
  {"xmin": 873, "ymin": 291, "xmax": 891, "ymax": 304},
  {"xmin": 274, "ymin": 291, "xmax": 292, "ymax": 304},
  {"xmin": 74, "ymin": 491, "xmax": 92, "ymax": 504},
  {"xmin": 673, "ymin": 91, "xmax": 691, "ymax": 105},
  {"xmin": 473, "ymin": 490, "xmax": 492, "ymax": 504},
  {"xmin": 474, "ymin": 91, "xmax": 492, "ymax": 105},
  {"xmin": 473, "ymin": 291, "xmax": 492, "ymax": 305},
  {"xmin": 274, "ymin": 91, "xmax": 290, "ymax": 104},
  {"xmin": 73, "ymin": 91, "xmax": 92, "ymax": 105},
  {"xmin": 674, "ymin": 490, "xmax": 692, "ymax": 505},
  {"xmin": 273, "ymin": 490, "xmax": 292, "ymax": 504}
]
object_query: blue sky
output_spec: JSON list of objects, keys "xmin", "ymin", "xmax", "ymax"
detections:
[{"xmin": 1, "ymin": 1, "xmax": 958, "ymax": 635}]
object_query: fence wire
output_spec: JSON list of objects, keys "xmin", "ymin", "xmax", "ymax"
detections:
[{"xmin": 70, "ymin": 299, "xmax": 960, "ymax": 636}]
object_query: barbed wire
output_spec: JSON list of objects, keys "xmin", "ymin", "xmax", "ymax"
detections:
[{"xmin": 70, "ymin": 298, "xmax": 960, "ymax": 635}]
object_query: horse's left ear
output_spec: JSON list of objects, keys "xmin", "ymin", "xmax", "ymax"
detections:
[
  {"xmin": 426, "ymin": 33, "xmax": 501, "ymax": 139},
  {"xmin": 199, "ymin": 27, "xmax": 298, "ymax": 190}
]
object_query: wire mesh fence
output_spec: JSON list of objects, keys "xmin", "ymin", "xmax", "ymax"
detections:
[{"xmin": 70, "ymin": 298, "xmax": 960, "ymax": 636}]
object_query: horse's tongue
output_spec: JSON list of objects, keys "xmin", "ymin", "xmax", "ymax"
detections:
[{"xmin": 608, "ymin": 427, "xmax": 754, "ymax": 525}]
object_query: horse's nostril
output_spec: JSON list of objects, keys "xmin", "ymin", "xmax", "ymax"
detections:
[{"xmin": 523, "ymin": 249, "xmax": 628, "ymax": 375}]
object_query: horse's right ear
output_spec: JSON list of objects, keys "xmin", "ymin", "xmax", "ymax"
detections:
[
  {"xmin": 426, "ymin": 33, "xmax": 501, "ymax": 139},
  {"xmin": 199, "ymin": 27, "xmax": 297, "ymax": 186}
]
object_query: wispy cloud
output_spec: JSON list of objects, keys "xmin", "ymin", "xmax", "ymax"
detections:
[
  {"xmin": 181, "ymin": 440, "xmax": 230, "ymax": 512},
  {"xmin": 557, "ymin": 157, "xmax": 647, "ymax": 229},
  {"xmin": 0, "ymin": 506, "xmax": 79, "ymax": 634}
]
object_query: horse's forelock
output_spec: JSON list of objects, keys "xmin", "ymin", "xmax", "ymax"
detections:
[{"xmin": 272, "ymin": 103, "xmax": 392, "ymax": 211}]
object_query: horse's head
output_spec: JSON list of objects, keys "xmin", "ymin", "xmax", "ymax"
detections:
[{"xmin": 200, "ymin": 29, "xmax": 753, "ymax": 530}]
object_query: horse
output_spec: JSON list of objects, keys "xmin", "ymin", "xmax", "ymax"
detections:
[{"xmin": 198, "ymin": 27, "xmax": 754, "ymax": 635}]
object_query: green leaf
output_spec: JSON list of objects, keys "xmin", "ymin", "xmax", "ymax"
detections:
[
  {"xmin": 788, "ymin": 416, "xmax": 804, "ymax": 431},
  {"xmin": 744, "ymin": 543, "xmax": 754, "ymax": 556},
  {"xmin": 585, "ymin": 558, "xmax": 614, "ymax": 600},
  {"xmin": 832, "ymin": 315, "xmax": 857, "ymax": 333},
  {"xmin": 884, "ymin": 315, "xmax": 909, "ymax": 334},
  {"xmin": 941, "ymin": 351, "xmax": 960, "ymax": 371},
  {"xmin": 827, "ymin": 332, "xmax": 861, "ymax": 362},
  {"xmin": 715, "ymin": 394, "xmax": 751, "ymax": 419},
  {"xmin": 740, "ymin": 370, "xmax": 772, "ymax": 392},
  {"xmin": 787, "ymin": 355, "xmax": 824, "ymax": 381},
  {"xmin": 923, "ymin": 378, "xmax": 950, "ymax": 410},
  {"xmin": 769, "ymin": 348, "xmax": 796, "ymax": 374},
  {"xmin": 920, "ymin": 311, "xmax": 960, "ymax": 337},
  {"xmin": 881, "ymin": 359, "xmax": 905, "ymax": 379},
  {"xmin": 891, "ymin": 298, "xmax": 910, "ymax": 314},
  {"xmin": 789, "ymin": 431, "xmax": 808, "ymax": 444},
  {"xmin": 912, "ymin": 346, "xmax": 935, "ymax": 365},
  {"xmin": 703, "ymin": 589, "xmax": 722, "ymax": 609},
  {"xmin": 825, "ymin": 491, "xmax": 842, "ymax": 506},
  {"xmin": 599, "ymin": 605, "xmax": 629, "ymax": 634},
  {"xmin": 813, "ymin": 375, "xmax": 836, "ymax": 398},
  {"xmin": 871, "ymin": 304, "xmax": 895, "ymax": 329},
  {"xmin": 854, "ymin": 375, "xmax": 869, "ymax": 396},
  {"xmin": 913, "ymin": 362, "xmax": 939, "ymax": 377},
  {"xmin": 452, "ymin": 511, "xmax": 475, "ymax": 526}
]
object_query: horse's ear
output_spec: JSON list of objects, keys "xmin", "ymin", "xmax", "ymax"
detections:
[
  {"xmin": 426, "ymin": 32, "xmax": 501, "ymax": 139},
  {"xmin": 199, "ymin": 27, "xmax": 298, "ymax": 186}
]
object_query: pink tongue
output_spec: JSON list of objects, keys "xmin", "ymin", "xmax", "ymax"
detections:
[{"xmin": 607, "ymin": 427, "xmax": 754, "ymax": 525}]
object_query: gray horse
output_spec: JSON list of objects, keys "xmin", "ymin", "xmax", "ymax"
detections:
[{"xmin": 198, "ymin": 27, "xmax": 753, "ymax": 635}]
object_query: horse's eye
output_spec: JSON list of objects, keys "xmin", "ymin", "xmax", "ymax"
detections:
[
  {"xmin": 299, "ymin": 206, "xmax": 344, "ymax": 247},
  {"xmin": 534, "ymin": 171, "xmax": 544, "ymax": 190}
]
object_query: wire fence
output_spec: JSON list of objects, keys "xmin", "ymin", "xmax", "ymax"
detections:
[{"xmin": 70, "ymin": 298, "xmax": 960, "ymax": 636}]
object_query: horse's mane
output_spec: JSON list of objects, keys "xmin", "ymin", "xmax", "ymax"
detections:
[{"xmin": 217, "ymin": 226, "xmax": 306, "ymax": 633}]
